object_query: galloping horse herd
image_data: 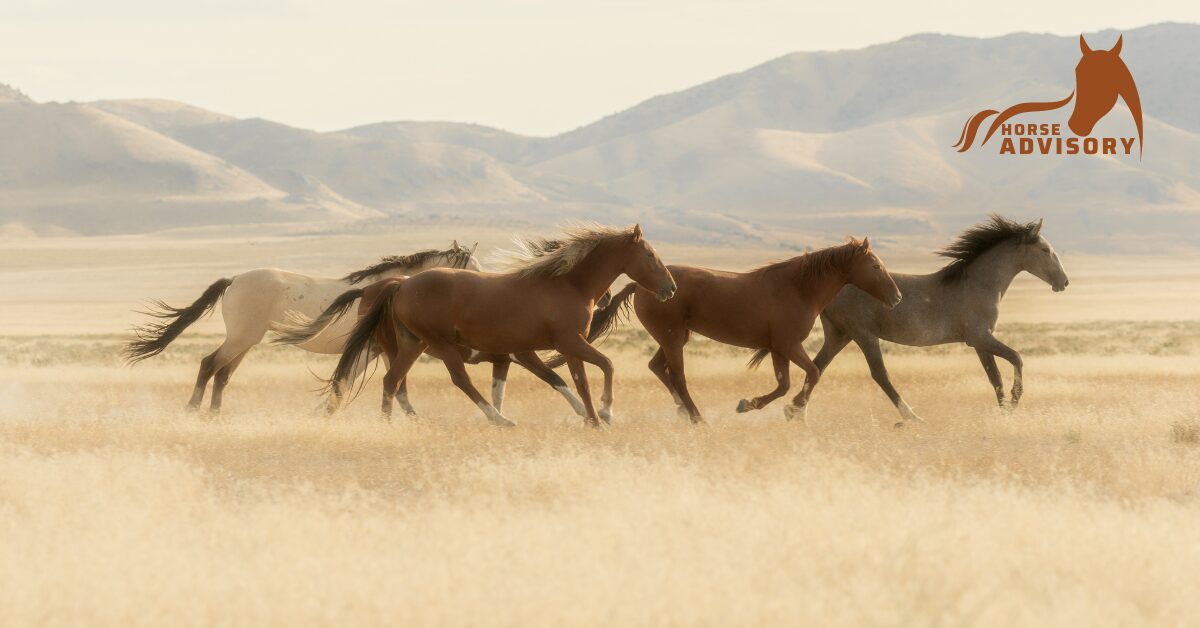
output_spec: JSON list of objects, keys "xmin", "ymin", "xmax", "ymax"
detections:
[{"xmin": 125, "ymin": 214, "xmax": 1069, "ymax": 428}]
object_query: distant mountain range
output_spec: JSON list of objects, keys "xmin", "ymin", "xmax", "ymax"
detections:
[{"xmin": 2, "ymin": 22, "xmax": 1198, "ymax": 251}]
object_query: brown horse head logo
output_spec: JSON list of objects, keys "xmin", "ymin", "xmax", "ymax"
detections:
[{"xmin": 955, "ymin": 34, "xmax": 1143, "ymax": 156}]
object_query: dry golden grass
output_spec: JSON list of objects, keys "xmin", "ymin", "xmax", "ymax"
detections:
[{"xmin": 3, "ymin": 322, "xmax": 1200, "ymax": 626}]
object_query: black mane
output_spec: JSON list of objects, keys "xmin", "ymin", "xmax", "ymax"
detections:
[
  {"xmin": 342, "ymin": 245, "xmax": 472, "ymax": 284},
  {"xmin": 936, "ymin": 214, "xmax": 1041, "ymax": 282}
]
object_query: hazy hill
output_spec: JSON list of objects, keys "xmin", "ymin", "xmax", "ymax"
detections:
[{"xmin": 2, "ymin": 23, "xmax": 1198, "ymax": 249}]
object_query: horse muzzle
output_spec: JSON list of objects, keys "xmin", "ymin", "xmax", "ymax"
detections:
[
  {"xmin": 886, "ymin": 293, "xmax": 903, "ymax": 310},
  {"xmin": 1053, "ymin": 279, "xmax": 1069, "ymax": 293},
  {"xmin": 657, "ymin": 285, "xmax": 677, "ymax": 302}
]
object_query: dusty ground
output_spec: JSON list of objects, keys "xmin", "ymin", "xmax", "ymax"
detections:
[{"xmin": 1, "ymin": 229, "xmax": 1199, "ymax": 626}]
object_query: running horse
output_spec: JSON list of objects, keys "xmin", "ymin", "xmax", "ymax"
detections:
[
  {"xmin": 567, "ymin": 238, "xmax": 901, "ymax": 424},
  {"xmin": 955, "ymin": 34, "xmax": 1143, "ymax": 157},
  {"xmin": 281, "ymin": 225, "xmax": 676, "ymax": 426},
  {"xmin": 274, "ymin": 272, "xmax": 611, "ymax": 420},
  {"xmin": 753, "ymin": 215, "xmax": 1069, "ymax": 424},
  {"xmin": 123, "ymin": 243, "xmax": 498, "ymax": 412}
]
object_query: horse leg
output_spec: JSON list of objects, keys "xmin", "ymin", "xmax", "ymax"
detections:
[
  {"xmin": 737, "ymin": 351, "xmax": 790, "ymax": 413},
  {"xmin": 661, "ymin": 336, "xmax": 703, "ymax": 424},
  {"xmin": 782, "ymin": 343, "xmax": 821, "ymax": 426},
  {"xmin": 394, "ymin": 377, "xmax": 418, "ymax": 417},
  {"xmin": 188, "ymin": 337, "xmax": 255, "ymax": 411},
  {"xmin": 858, "ymin": 336, "xmax": 923, "ymax": 426},
  {"xmin": 813, "ymin": 321, "xmax": 851, "ymax": 373},
  {"xmin": 428, "ymin": 341, "xmax": 515, "ymax": 427},
  {"xmin": 209, "ymin": 348, "xmax": 251, "ymax": 413},
  {"xmin": 564, "ymin": 357, "xmax": 601, "ymax": 427},
  {"xmin": 975, "ymin": 349, "xmax": 1007, "ymax": 408},
  {"xmin": 380, "ymin": 343, "xmax": 424, "ymax": 422},
  {"xmin": 555, "ymin": 335, "xmax": 615, "ymax": 424},
  {"xmin": 648, "ymin": 348, "xmax": 687, "ymax": 420},
  {"xmin": 973, "ymin": 334, "xmax": 1024, "ymax": 408},
  {"xmin": 491, "ymin": 359, "xmax": 511, "ymax": 413},
  {"xmin": 510, "ymin": 351, "xmax": 588, "ymax": 418}
]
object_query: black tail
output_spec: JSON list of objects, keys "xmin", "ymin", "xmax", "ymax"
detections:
[
  {"xmin": 747, "ymin": 348, "xmax": 771, "ymax": 370},
  {"xmin": 545, "ymin": 283, "xmax": 638, "ymax": 368},
  {"xmin": 123, "ymin": 278, "xmax": 233, "ymax": 364},
  {"xmin": 271, "ymin": 289, "xmax": 364, "ymax": 346},
  {"xmin": 326, "ymin": 282, "xmax": 404, "ymax": 395}
]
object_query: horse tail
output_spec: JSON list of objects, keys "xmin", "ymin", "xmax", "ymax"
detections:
[
  {"xmin": 979, "ymin": 92, "xmax": 1074, "ymax": 146},
  {"xmin": 544, "ymin": 283, "xmax": 638, "ymax": 368},
  {"xmin": 954, "ymin": 109, "xmax": 999, "ymax": 152},
  {"xmin": 271, "ymin": 289, "xmax": 364, "ymax": 346},
  {"xmin": 747, "ymin": 348, "xmax": 771, "ymax": 370},
  {"xmin": 123, "ymin": 277, "xmax": 233, "ymax": 364},
  {"xmin": 326, "ymin": 282, "xmax": 403, "ymax": 395}
]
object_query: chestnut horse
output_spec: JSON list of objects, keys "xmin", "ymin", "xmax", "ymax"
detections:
[
  {"xmin": 768, "ymin": 215, "xmax": 1068, "ymax": 424},
  {"xmin": 274, "ymin": 276, "xmax": 599, "ymax": 420},
  {"xmin": 299, "ymin": 225, "xmax": 676, "ymax": 426},
  {"xmin": 567, "ymin": 238, "xmax": 900, "ymax": 424}
]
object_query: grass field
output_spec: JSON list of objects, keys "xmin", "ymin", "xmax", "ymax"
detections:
[
  {"xmin": 3, "ymin": 323, "xmax": 1200, "ymax": 626},
  {"xmin": 2, "ymin": 231, "xmax": 1199, "ymax": 626}
]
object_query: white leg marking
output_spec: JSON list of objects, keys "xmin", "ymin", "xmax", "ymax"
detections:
[
  {"xmin": 477, "ymin": 402, "xmax": 516, "ymax": 427},
  {"xmin": 556, "ymin": 385, "xmax": 587, "ymax": 417},
  {"xmin": 897, "ymin": 399, "xmax": 925, "ymax": 423},
  {"xmin": 491, "ymin": 379, "xmax": 507, "ymax": 413}
]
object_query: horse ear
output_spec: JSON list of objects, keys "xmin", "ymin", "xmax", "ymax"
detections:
[
  {"xmin": 470, "ymin": 242, "xmax": 479, "ymax": 256},
  {"xmin": 632, "ymin": 224, "xmax": 643, "ymax": 241},
  {"xmin": 1110, "ymin": 34, "xmax": 1123, "ymax": 56},
  {"xmin": 1079, "ymin": 34, "xmax": 1092, "ymax": 54},
  {"xmin": 452, "ymin": 240, "xmax": 459, "ymax": 249},
  {"xmin": 1028, "ymin": 218, "xmax": 1044, "ymax": 240},
  {"xmin": 859, "ymin": 237, "xmax": 870, "ymax": 251}
]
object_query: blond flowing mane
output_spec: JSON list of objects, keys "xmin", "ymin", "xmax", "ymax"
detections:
[{"xmin": 495, "ymin": 224, "xmax": 637, "ymax": 279}]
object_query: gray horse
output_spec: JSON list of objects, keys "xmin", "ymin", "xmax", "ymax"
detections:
[{"xmin": 746, "ymin": 215, "xmax": 1069, "ymax": 424}]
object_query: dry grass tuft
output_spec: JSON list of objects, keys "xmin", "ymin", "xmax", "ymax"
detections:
[{"xmin": 1171, "ymin": 420, "xmax": 1200, "ymax": 445}]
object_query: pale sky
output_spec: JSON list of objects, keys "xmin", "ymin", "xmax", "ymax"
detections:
[{"xmin": 1, "ymin": 0, "xmax": 1196, "ymax": 136}]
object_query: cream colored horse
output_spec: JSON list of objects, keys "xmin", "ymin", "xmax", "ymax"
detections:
[{"xmin": 125, "ymin": 243, "xmax": 482, "ymax": 412}]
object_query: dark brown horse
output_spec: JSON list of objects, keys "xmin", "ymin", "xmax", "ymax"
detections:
[
  {"xmin": 573, "ymin": 239, "xmax": 900, "ymax": 424},
  {"xmin": 292, "ymin": 225, "xmax": 676, "ymax": 426}
]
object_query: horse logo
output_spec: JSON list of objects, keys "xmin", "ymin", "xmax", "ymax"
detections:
[{"xmin": 954, "ymin": 34, "xmax": 1143, "ymax": 157}]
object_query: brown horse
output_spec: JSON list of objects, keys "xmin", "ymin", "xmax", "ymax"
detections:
[
  {"xmin": 955, "ymin": 34, "xmax": 1142, "ymax": 156},
  {"xmin": 275, "ymin": 276, "xmax": 595, "ymax": 419},
  {"xmin": 571, "ymin": 238, "xmax": 900, "ymax": 424},
  {"xmin": 305, "ymin": 225, "xmax": 676, "ymax": 426}
]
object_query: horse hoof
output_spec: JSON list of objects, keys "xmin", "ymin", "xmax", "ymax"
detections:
[
  {"xmin": 598, "ymin": 408, "xmax": 613, "ymax": 424},
  {"xmin": 490, "ymin": 416, "xmax": 517, "ymax": 428},
  {"xmin": 736, "ymin": 399, "xmax": 750, "ymax": 413},
  {"xmin": 783, "ymin": 404, "xmax": 806, "ymax": 421},
  {"xmin": 675, "ymin": 405, "xmax": 691, "ymax": 421}
]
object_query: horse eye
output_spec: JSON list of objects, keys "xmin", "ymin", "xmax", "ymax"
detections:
[
  {"xmin": 872, "ymin": 264, "xmax": 880, "ymax": 269},
  {"xmin": 1042, "ymin": 248, "xmax": 1050, "ymax": 252}
]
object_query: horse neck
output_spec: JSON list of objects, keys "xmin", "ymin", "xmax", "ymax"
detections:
[
  {"xmin": 560, "ymin": 242, "xmax": 628, "ymax": 301},
  {"xmin": 963, "ymin": 242, "xmax": 1024, "ymax": 297},
  {"xmin": 784, "ymin": 254, "xmax": 851, "ymax": 309}
]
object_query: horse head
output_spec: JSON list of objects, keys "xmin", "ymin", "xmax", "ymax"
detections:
[{"xmin": 1069, "ymin": 34, "xmax": 1143, "ymax": 154}]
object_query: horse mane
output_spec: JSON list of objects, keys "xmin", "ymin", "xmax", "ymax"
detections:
[
  {"xmin": 936, "ymin": 214, "xmax": 1040, "ymax": 283},
  {"xmin": 753, "ymin": 240, "xmax": 865, "ymax": 284},
  {"xmin": 495, "ymin": 224, "xmax": 637, "ymax": 279},
  {"xmin": 342, "ymin": 244, "xmax": 472, "ymax": 284}
]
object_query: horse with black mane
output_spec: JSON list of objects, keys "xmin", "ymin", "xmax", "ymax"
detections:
[{"xmin": 750, "ymin": 215, "xmax": 1068, "ymax": 424}]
